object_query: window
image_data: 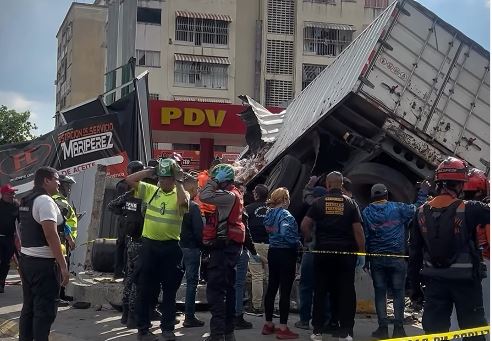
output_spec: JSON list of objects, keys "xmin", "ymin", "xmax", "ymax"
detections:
[
  {"xmin": 364, "ymin": 0, "xmax": 388, "ymax": 8},
  {"xmin": 149, "ymin": 93, "xmax": 160, "ymax": 100},
  {"xmin": 267, "ymin": 0, "xmax": 294, "ymax": 34},
  {"xmin": 137, "ymin": 7, "xmax": 161, "ymax": 25},
  {"xmin": 303, "ymin": 0, "xmax": 336, "ymax": 4},
  {"xmin": 303, "ymin": 26, "xmax": 353, "ymax": 56},
  {"xmin": 175, "ymin": 17, "xmax": 229, "ymax": 46},
  {"xmin": 136, "ymin": 50, "xmax": 160, "ymax": 67},
  {"xmin": 174, "ymin": 61, "xmax": 228, "ymax": 89},
  {"xmin": 266, "ymin": 40, "xmax": 294, "ymax": 75},
  {"xmin": 302, "ymin": 64, "xmax": 327, "ymax": 89},
  {"xmin": 265, "ymin": 80, "xmax": 293, "ymax": 107}
]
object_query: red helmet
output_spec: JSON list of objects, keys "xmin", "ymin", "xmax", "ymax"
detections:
[
  {"xmin": 435, "ymin": 157, "xmax": 468, "ymax": 182},
  {"xmin": 463, "ymin": 168, "xmax": 489, "ymax": 192}
]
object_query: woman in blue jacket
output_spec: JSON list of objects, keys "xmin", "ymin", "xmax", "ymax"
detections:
[{"xmin": 261, "ymin": 187, "xmax": 299, "ymax": 339}]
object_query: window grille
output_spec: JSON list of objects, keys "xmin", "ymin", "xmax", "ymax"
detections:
[
  {"xmin": 364, "ymin": 0, "xmax": 388, "ymax": 8},
  {"xmin": 303, "ymin": 26, "xmax": 353, "ymax": 56},
  {"xmin": 265, "ymin": 80, "xmax": 293, "ymax": 107},
  {"xmin": 176, "ymin": 17, "xmax": 229, "ymax": 46},
  {"xmin": 136, "ymin": 50, "xmax": 160, "ymax": 67},
  {"xmin": 267, "ymin": 0, "xmax": 294, "ymax": 35},
  {"xmin": 174, "ymin": 61, "xmax": 228, "ymax": 89},
  {"xmin": 303, "ymin": 0, "xmax": 336, "ymax": 4},
  {"xmin": 137, "ymin": 7, "xmax": 161, "ymax": 25},
  {"xmin": 302, "ymin": 64, "xmax": 327, "ymax": 89},
  {"xmin": 266, "ymin": 40, "xmax": 294, "ymax": 75}
]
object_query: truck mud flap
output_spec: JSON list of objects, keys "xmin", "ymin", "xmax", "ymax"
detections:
[
  {"xmin": 346, "ymin": 162, "xmax": 415, "ymax": 207},
  {"xmin": 264, "ymin": 155, "xmax": 301, "ymax": 192}
]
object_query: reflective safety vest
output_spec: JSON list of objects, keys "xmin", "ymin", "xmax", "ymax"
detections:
[
  {"xmin": 136, "ymin": 182, "xmax": 184, "ymax": 241},
  {"xmin": 197, "ymin": 170, "xmax": 216, "ymax": 215},
  {"xmin": 52, "ymin": 194, "xmax": 78, "ymax": 239},
  {"xmin": 417, "ymin": 198, "xmax": 479, "ymax": 280},
  {"xmin": 202, "ymin": 186, "xmax": 245, "ymax": 247}
]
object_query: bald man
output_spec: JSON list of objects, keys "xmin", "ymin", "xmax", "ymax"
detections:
[{"xmin": 301, "ymin": 172, "xmax": 365, "ymax": 341}]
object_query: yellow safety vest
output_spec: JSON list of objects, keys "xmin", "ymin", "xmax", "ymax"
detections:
[
  {"xmin": 135, "ymin": 182, "xmax": 184, "ymax": 241},
  {"xmin": 52, "ymin": 194, "xmax": 78, "ymax": 239}
]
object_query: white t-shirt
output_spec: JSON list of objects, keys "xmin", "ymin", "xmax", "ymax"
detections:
[{"xmin": 21, "ymin": 195, "xmax": 63, "ymax": 258}]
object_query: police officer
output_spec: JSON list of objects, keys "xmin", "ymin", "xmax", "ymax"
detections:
[
  {"xmin": 114, "ymin": 161, "xmax": 145, "ymax": 278},
  {"xmin": 108, "ymin": 169, "xmax": 145, "ymax": 328},
  {"xmin": 126, "ymin": 158, "xmax": 188, "ymax": 341},
  {"xmin": 18, "ymin": 167, "xmax": 69, "ymax": 341},
  {"xmin": 301, "ymin": 172, "xmax": 366, "ymax": 341},
  {"xmin": 52, "ymin": 174, "xmax": 77, "ymax": 302},
  {"xmin": 409, "ymin": 157, "xmax": 489, "ymax": 340}
]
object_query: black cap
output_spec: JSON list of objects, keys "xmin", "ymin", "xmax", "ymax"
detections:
[
  {"xmin": 127, "ymin": 160, "xmax": 144, "ymax": 174},
  {"xmin": 371, "ymin": 183, "xmax": 388, "ymax": 198}
]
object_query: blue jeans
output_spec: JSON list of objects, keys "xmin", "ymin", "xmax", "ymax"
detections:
[
  {"xmin": 370, "ymin": 257, "xmax": 407, "ymax": 327},
  {"xmin": 298, "ymin": 252, "xmax": 331, "ymax": 323},
  {"xmin": 182, "ymin": 247, "xmax": 201, "ymax": 317},
  {"xmin": 234, "ymin": 248, "xmax": 249, "ymax": 316}
]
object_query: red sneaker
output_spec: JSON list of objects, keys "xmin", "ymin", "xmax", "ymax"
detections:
[
  {"xmin": 276, "ymin": 327, "xmax": 299, "ymax": 339},
  {"xmin": 262, "ymin": 323, "xmax": 276, "ymax": 335}
]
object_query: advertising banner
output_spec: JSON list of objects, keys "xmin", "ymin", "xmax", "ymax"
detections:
[{"xmin": 0, "ymin": 114, "xmax": 129, "ymax": 193}]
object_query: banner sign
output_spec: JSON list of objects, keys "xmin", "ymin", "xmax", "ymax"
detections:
[
  {"xmin": 152, "ymin": 149, "xmax": 239, "ymax": 170},
  {"xmin": 0, "ymin": 114, "xmax": 129, "ymax": 193}
]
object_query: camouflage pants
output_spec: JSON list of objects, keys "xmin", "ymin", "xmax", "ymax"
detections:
[{"xmin": 122, "ymin": 238, "xmax": 143, "ymax": 313}]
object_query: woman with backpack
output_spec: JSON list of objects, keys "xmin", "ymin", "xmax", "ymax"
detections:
[{"xmin": 262, "ymin": 187, "xmax": 300, "ymax": 339}]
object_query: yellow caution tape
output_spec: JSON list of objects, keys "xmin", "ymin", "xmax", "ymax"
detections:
[
  {"xmin": 381, "ymin": 326, "xmax": 489, "ymax": 341},
  {"xmin": 304, "ymin": 249, "xmax": 409, "ymax": 258}
]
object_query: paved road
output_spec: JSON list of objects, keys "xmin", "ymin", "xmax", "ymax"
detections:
[{"xmin": 0, "ymin": 271, "xmax": 424, "ymax": 340}]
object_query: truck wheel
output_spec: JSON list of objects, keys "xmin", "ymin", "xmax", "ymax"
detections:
[
  {"xmin": 91, "ymin": 238, "xmax": 117, "ymax": 273},
  {"xmin": 289, "ymin": 163, "xmax": 313, "ymax": 219},
  {"xmin": 264, "ymin": 154, "xmax": 301, "ymax": 192},
  {"xmin": 346, "ymin": 162, "xmax": 415, "ymax": 208}
]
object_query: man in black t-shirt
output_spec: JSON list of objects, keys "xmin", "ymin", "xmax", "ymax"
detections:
[
  {"xmin": 0, "ymin": 184, "xmax": 19, "ymax": 293},
  {"xmin": 301, "ymin": 172, "xmax": 365, "ymax": 341},
  {"xmin": 245, "ymin": 184, "xmax": 269, "ymax": 313}
]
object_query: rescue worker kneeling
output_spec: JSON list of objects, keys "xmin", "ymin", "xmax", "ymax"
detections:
[
  {"xmin": 126, "ymin": 158, "xmax": 189, "ymax": 341},
  {"xmin": 199, "ymin": 164, "xmax": 246, "ymax": 341},
  {"xmin": 409, "ymin": 157, "xmax": 489, "ymax": 340}
]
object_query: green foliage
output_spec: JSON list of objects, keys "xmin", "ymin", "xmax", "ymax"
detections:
[{"xmin": 0, "ymin": 105, "xmax": 37, "ymax": 145}]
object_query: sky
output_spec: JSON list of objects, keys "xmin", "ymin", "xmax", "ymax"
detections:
[{"xmin": 0, "ymin": 0, "xmax": 490, "ymax": 136}]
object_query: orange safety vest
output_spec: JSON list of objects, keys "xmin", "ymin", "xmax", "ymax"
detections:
[{"xmin": 197, "ymin": 170, "xmax": 216, "ymax": 215}]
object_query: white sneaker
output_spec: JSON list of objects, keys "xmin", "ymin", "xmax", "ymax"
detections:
[
  {"xmin": 338, "ymin": 335, "xmax": 353, "ymax": 341},
  {"xmin": 310, "ymin": 333, "xmax": 323, "ymax": 341}
]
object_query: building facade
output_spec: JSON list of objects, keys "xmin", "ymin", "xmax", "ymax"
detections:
[{"xmin": 55, "ymin": 3, "xmax": 107, "ymax": 112}]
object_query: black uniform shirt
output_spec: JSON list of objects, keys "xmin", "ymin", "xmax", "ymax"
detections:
[
  {"xmin": 0, "ymin": 200, "xmax": 19, "ymax": 237},
  {"xmin": 306, "ymin": 188, "xmax": 362, "ymax": 251},
  {"xmin": 245, "ymin": 201, "xmax": 269, "ymax": 243}
]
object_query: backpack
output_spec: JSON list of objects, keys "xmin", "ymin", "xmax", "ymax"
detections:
[
  {"xmin": 202, "ymin": 187, "xmax": 245, "ymax": 248},
  {"xmin": 418, "ymin": 200, "xmax": 479, "ymax": 280}
]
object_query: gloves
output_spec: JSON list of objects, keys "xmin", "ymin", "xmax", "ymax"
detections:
[
  {"xmin": 356, "ymin": 255, "xmax": 365, "ymax": 269},
  {"xmin": 172, "ymin": 163, "xmax": 185, "ymax": 182}
]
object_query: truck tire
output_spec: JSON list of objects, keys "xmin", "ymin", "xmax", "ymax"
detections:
[
  {"xmin": 289, "ymin": 163, "xmax": 313, "ymax": 219},
  {"xmin": 91, "ymin": 238, "xmax": 117, "ymax": 273},
  {"xmin": 264, "ymin": 155, "xmax": 301, "ymax": 192},
  {"xmin": 346, "ymin": 162, "xmax": 415, "ymax": 208}
]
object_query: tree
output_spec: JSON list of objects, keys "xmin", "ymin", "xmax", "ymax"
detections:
[{"xmin": 0, "ymin": 105, "xmax": 37, "ymax": 145}]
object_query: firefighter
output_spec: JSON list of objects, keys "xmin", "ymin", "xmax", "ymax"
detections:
[
  {"xmin": 409, "ymin": 157, "xmax": 489, "ymax": 340},
  {"xmin": 199, "ymin": 163, "xmax": 245, "ymax": 341},
  {"xmin": 52, "ymin": 174, "xmax": 77, "ymax": 302}
]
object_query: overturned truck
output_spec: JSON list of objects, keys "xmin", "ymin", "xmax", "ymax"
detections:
[{"xmin": 242, "ymin": 0, "xmax": 490, "ymax": 213}]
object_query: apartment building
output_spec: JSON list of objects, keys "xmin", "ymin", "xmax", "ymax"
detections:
[{"xmin": 55, "ymin": 3, "xmax": 107, "ymax": 112}]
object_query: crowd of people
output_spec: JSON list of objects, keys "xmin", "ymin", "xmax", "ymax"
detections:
[{"xmin": 0, "ymin": 154, "xmax": 489, "ymax": 341}]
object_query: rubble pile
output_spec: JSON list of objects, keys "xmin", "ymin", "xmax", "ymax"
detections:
[{"xmin": 233, "ymin": 145, "xmax": 271, "ymax": 184}]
